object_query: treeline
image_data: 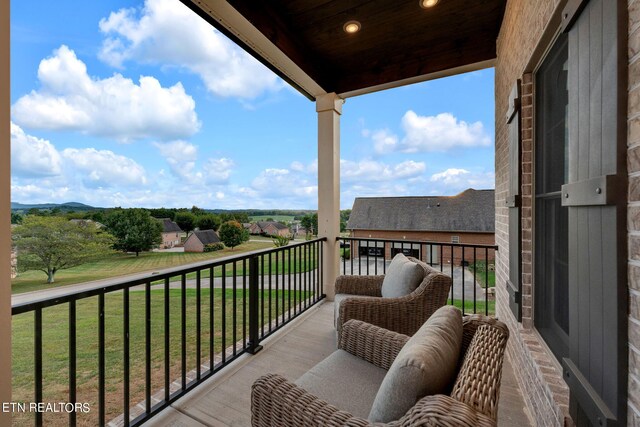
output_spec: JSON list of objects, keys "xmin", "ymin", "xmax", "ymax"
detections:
[
  {"xmin": 209, "ymin": 209, "xmax": 314, "ymax": 217},
  {"xmin": 10, "ymin": 206, "xmax": 250, "ymax": 230},
  {"xmin": 11, "ymin": 206, "xmax": 353, "ymax": 232}
]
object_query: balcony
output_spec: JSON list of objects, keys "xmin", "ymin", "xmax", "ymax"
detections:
[{"xmin": 10, "ymin": 237, "xmax": 530, "ymax": 426}]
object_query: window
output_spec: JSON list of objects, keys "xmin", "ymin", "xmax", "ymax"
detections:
[
  {"xmin": 534, "ymin": 33, "xmax": 569, "ymax": 361},
  {"xmin": 451, "ymin": 236, "xmax": 460, "ymax": 244}
]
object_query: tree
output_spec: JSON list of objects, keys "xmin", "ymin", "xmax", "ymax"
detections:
[
  {"xmin": 218, "ymin": 220, "xmax": 249, "ymax": 250},
  {"xmin": 104, "ymin": 209, "xmax": 162, "ymax": 256},
  {"xmin": 340, "ymin": 209, "xmax": 351, "ymax": 232},
  {"xmin": 191, "ymin": 205, "xmax": 206, "ymax": 216},
  {"xmin": 175, "ymin": 212, "xmax": 196, "ymax": 235},
  {"xmin": 149, "ymin": 208, "xmax": 176, "ymax": 221},
  {"xmin": 197, "ymin": 214, "xmax": 221, "ymax": 231},
  {"xmin": 219, "ymin": 212, "xmax": 250, "ymax": 224},
  {"xmin": 300, "ymin": 213, "xmax": 318, "ymax": 236},
  {"xmin": 13, "ymin": 216, "xmax": 115, "ymax": 283},
  {"xmin": 11, "ymin": 212, "xmax": 23, "ymax": 224}
]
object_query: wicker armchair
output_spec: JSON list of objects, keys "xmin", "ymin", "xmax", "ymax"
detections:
[
  {"xmin": 251, "ymin": 315, "xmax": 509, "ymax": 426},
  {"xmin": 335, "ymin": 257, "xmax": 451, "ymax": 339}
]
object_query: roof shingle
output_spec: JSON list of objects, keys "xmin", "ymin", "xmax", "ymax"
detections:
[
  {"xmin": 192, "ymin": 229, "xmax": 220, "ymax": 245},
  {"xmin": 346, "ymin": 189, "xmax": 494, "ymax": 233}
]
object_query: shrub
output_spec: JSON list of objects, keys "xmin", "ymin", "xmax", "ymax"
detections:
[
  {"xmin": 273, "ymin": 235, "xmax": 291, "ymax": 247},
  {"xmin": 203, "ymin": 242, "xmax": 224, "ymax": 252},
  {"xmin": 341, "ymin": 248, "xmax": 351, "ymax": 260}
]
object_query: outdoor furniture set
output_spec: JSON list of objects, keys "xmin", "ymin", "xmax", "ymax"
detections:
[{"xmin": 251, "ymin": 254, "xmax": 509, "ymax": 426}]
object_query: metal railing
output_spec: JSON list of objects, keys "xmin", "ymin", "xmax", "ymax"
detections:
[
  {"xmin": 11, "ymin": 238, "xmax": 326, "ymax": 427},
  {"xmin": 337, "ymin": 237, "xmax": 498, "ymax": 315}
]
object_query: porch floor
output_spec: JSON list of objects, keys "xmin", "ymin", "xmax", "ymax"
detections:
[{"xmin": 147, "ymin": 302, "xmax": 533, "ymax": 427}]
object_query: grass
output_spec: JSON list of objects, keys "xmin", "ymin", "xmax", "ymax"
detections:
[
  {"xmin": 12, "ymin": 288, "xmax": 311, "ymax": 427},
  {"xmin": 249, "ymin": 215, "xmax": 295, "ymax": 223},
  {"xmin": 11, "ymin": 241, "xmax": 273, "ymax": 294},
  {"xmin": 469, "ymin": 261, "xmax": 496, "ymax": 288},
  {"xmin": 451, "ymin": 298, "xmax": 495, "ymax": 316}
]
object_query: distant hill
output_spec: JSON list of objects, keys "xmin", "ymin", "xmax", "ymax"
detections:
[{"xmin": 11, "ymin": 202, "xmax": 99, "ymax": 211}]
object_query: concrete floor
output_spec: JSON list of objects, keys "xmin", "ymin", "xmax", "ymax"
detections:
[{"xmin": 146, "ymin": 302, "xmax": 533, "ymax": 427}]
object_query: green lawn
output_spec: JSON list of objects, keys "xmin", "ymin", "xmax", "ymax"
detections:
[
  {"xmin": 11, "ymin": 241, "xmax": 273, "ymax": 294},
  {"xmin": 451, "ymin": 298, "xmax": 495, "ymax": 316},
  {"xmin": 469, "ymin": 261, "xmax": 496, "ymax": 288},
  {"xmin": 12, "ymin": 288, "xmax": 311, "ymax": 426}
]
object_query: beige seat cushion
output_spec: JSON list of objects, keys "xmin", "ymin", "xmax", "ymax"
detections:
[
  {"xmin": 295, "ymin": 349, "xmax": 387, "ymax": 419},
  {"xmin": 368, "ymin": 305, "xmax": 463, "ymax": 423},
  {"xmin": 380, "ymin": 254, "xmax": 424, "ymax": 298}
]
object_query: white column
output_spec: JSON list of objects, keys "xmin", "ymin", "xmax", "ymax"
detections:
[
  {"xmin": 0, "ymin": 0, "xmax": 11, "ymax": 422},
  {"xmin": 316, "ymin": 93, "xmax": 342, "ymax": 301}
]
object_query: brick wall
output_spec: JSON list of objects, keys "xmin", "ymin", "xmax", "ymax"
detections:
[
  {"xmin": 628, "ymin": 1, "xmax": 640, "ymax": 423},
  {"xmin": 494, "ymin": 0, "xmax": 570, "ymax": 425}
]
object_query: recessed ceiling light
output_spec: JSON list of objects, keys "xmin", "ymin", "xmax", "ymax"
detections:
[
  {"xmin": 343, "ymin": 20, "xmax": 361, "ymax": 34},
  {"xmin": 420, "ymin": 0, "xmax": 439, "ymax": 8}
]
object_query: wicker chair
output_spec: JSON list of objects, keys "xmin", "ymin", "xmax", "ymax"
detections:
[
  {"xmin": 251, "ymin": 315, "xmax": 509, "ymax": 426},
  {"xmin": 335, "ymin": 257, "xmax": 451, "ymax": 340}
]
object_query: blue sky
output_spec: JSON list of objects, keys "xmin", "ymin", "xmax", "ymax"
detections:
[{"xmin": 10, "ymin": 0, "xmax": 495, "ymax": 210}]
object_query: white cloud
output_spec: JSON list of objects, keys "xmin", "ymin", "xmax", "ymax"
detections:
[
  {"xmin": 99, "ymin": 0, "xmax": 282, "ymax": 99},
  {"xmin": 11, "ymin": 123, "xmax": 62, "ymax": 177},
  {"xmin": 62, "ymin": 148, "xmax": 148, "ymax": 188},
  {"xmin": 430, "ymin": 168, "xmax": 495, "ymax": 192},
  {"xmin": 290, "ymin": 159, "xmax": 317, "ymax": 174},
  {"xmin": 204, "ymin": 158, "xmax": 234, "ymax": 184},
  {"xmin": 400, "ymin": 111, "xmax": 492, "ymax": 152},
  {"xmin": 153, "ymin": 141, "xmax": 234, "ymax": 184},
  {"xmin": 12, "ymin": 45, "xmax": 200, "ymax": 141},
  {"xmin": 370, "ymin": 111, "xmax": 492, "ymax": 154},
  {"xmin": 371, "ymin": 129, "xmax": 399, "ymax": 154},
  {"xmin": 153, "ymin": 140, "xmax": 198, "ymax": 178},
  {"xmin": 11, "ymin": 181, "xmax": 71, "ymax": 202},
  {"xmin": 341, "ymin": 159, "xmax": 426, "ymax": 182}
]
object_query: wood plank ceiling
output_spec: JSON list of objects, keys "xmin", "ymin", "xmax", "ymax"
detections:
[{"xmin": 185, "ymin": 0, "xmax": 506, "ymax": 98}]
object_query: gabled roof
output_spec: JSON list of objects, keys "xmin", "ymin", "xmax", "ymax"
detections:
[
  {"xmin": 257, "ymin": 221, "xmax": 288, "ymax": 230},
  {"xmin": 190, "ymin": 229, "xmax": 220, "ymax": 245},
  {"xmin": 160, "ymin": 218, "xmax": 182, "ymax": 233},
  {"xmin": 347, "ymin": 189, "xmax": 495, "ymax": 233}
]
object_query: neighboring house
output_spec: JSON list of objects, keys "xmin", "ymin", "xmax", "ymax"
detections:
[
  {"xmin": 347, "ymin": 189, "xmax": 494, "ymax": 265},
  {"xmin": 249, "ymin": 221, "xmax": 290, "ymax": 237},
  {"xmin": 69, "ymin": 219, "xmax": 105, "ymax": 228},
  {"xmin": 159, "ymin": 218, "xmax": 182, "ymax": 249},
  {"xmin": 183, "ymin": 229, "xmax": 220, "ymax": 253},
  {"xmin": 294, "ymin": 226, "xmax": 308, "ymax": 238}
]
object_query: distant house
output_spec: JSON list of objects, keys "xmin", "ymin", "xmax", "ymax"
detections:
[
  {"xmin": 347, "ymin": 189, "xmax": 495, "ymax": 265},
  {"xmin": 249, "ymin": 221, "xmax": 290, "ymax": 237},
  {"xmin": 294, "ymin": 226, "xmax": 308, "ymax": 238},
  {"xmin": 69, "ymin": 219, "xmax": 105, "ymax": 228},
  {"xmin": 159, "ymin": 218, "xmax": 182, "ymax": 249},
  {"xmin": 184, "ymin": 229, "xmax": 220, "ymax": 253}
]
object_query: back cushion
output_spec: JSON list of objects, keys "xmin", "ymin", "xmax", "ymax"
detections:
[
  {"xmin": 368, "ymin": 306, "xmax": 463, "ymax": 423},
  {"xmin": 381, "ymin": 254, "xmax": 424, "ymax": 298}
]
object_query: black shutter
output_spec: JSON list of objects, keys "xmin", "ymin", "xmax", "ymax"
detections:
[
  {"xmin": 506, "ymin": 80, "xmax": 522, "ymax": 322},
  {"xmin": 562, "ymin": 0, "xmax": 627, "ymax": 425}
]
